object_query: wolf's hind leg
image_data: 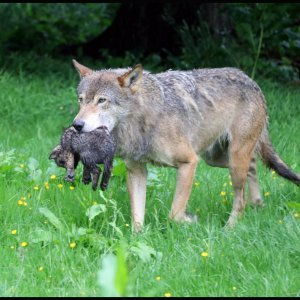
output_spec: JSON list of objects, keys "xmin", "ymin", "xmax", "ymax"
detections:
[
  {"xmin": 169, "ymin": 152, "xmax": 199, "ymax": 223},
  {"xmin": 247, "ymin": 156, "xmax": 265, "ymax": 208}
]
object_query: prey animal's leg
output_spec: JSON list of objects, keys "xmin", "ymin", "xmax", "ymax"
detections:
[
  {"xmin": 126, "ymin": 161, "xmax": 147, "ymax": 232},
  {"xmin": 65, "ymin": 153, "xmax": 75, "ymax": 182},
  {"xmin": 247, "ymin": 155, "xmax": 265, "ymax": 208},
  {"xmin": 82, "ymin": 165, "xmax": 92, "ymax": 184},
  {"xmin": 169, "ymin": 153, "xmax": 199, "ymax": 223},
  {"xmin": 91, "ymin": 165, "xmax": 101, "ymax": 191},
  {"xmin": 100, "ymin": 158, "xmax": 113, "ymax": 191}
]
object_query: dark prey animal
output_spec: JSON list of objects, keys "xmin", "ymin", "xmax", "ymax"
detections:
[{"xmin": 49, "ymin": 126, "xmax": 116, "ymax": 191}]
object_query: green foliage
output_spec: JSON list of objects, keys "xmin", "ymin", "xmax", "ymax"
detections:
[
  {"xmin": 0, "ymin": 58, "xmax": 299, "ymax": 297},
  {"xmin": 168, "ymin": 3, "xmax": 300, "ymax": 81},
  {"xmin": 0, "ymin": 3, "xmax": 120, "ymax": 54}
]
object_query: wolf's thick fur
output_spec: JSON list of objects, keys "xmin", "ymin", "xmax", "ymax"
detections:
[{"xmin": 71, "ymin": 60, "xmax": 300, "ymax": 231}]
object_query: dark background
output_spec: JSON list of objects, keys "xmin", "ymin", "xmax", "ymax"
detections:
[{"xmin": 0, "ymin": 3, "xmax": 299, "ymax": 82}]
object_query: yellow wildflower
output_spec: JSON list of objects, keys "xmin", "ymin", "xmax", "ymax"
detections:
[
  {"xmin": 294, "ymin": 213, "xmax": 299, "ymax": 218},
  {"xmin": 21, "ymin": 242, "xmax": 28, "ymax": 247},
  {"xmin": 57, "ymin": 184, "xmax": 63, "ymax": 189},
  {"xmin": 11, "ymin": 229, "xmax": 17, "ymax": 235},
  {"xmin": 33, "ymin": 185, "xmax": 39, "ymax": 190},
  {"xmin": 223, "ymin": 182, "xmax": 227, "ymax": 187},
  {"xmin": 194, "ymin": 181, "xmax": 200, "ymax": 186},
  {"xmin": 164, "ymin": 292, "xmax": 172, "ymax": 297},
  {"xmin": 125, "ymin": 223, "xmax": 130, "ymax": 227},
  {"xmin": 229, "ymin": 181, "xmax": 232, "ymax": 186},
  {"xmin": 220, "ymin": 191, "xmax": 226, "ymax": 196},
  {"xmin": 18, "ymin": 200, "xmax": 24, "ymax": 206},
  {"xmin": 38, "ymin": 266, "xmax": 44, "ymax": 272},
  {"xmin": 19, "ymin": 164, "xmax": 25, "ymax": 168},
  {"xmin": 50, "ymin": 174, "xmax": 56, "ymax": 180},
  {"xmin": 233, "ymin": 287, "xmax": 237, "ymax": 291},
  {"xmin": 201, "ymin": 251, "xmax": 209, "ymax": 257},
  {"xmin": 21, "ymin": 196, "xmax": 26, "ymax": 200},
  {"xmin": 23, "ymin": 201, "xmax": 28, "ymax": 207},
  {"xmin": 69, "ymin": 186, "xmax": 75, "ymax": 190},
  {"xmin": 69, "ymin": 242, "xmax": 76, "ymax": 249},
  {"xmin": 264, "ymin": 192, "xmax": 270, "ymax": 197},
  {"xmin": 155, "ymin": 276, "xmax": 161, "ymax": 281}
]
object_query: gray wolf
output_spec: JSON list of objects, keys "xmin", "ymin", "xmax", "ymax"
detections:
[
  {"xmin": 49, "ymin": 125, "xmax": 115, "ymax": 191},
  {"xmin": 71, "ymin": 60, "xmax": 300, "ymax": 231}
]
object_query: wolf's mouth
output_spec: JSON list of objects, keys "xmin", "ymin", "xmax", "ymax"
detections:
[{"xmin": 96, "ymin": 126, "xmax": 109, "ymax": 131}]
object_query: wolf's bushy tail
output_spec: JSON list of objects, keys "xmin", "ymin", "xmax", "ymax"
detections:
[{"xmin": 256, "ymin": 127, "xmax": 300, "ymax": 186}]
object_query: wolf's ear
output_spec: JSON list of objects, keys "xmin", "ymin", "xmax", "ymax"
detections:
[
  {"xmin": 117, "ymin": 64, "xmax": 143, "ymax": 92},
  {"xmin": 72, "ymin": 59, "xmax": 92, "ymax": 78},
  {"xmin": 49, "ymin": 145, "xmax": 62, "ymax": 160}
]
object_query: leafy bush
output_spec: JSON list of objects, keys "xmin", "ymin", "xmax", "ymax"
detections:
[
  {"xmin": 0, "ymin": 3, "xmax": 120, "ymax": 54},
  {"xmin": 167, "ymin": 3, "xmax": 300, "ymax": 81}
]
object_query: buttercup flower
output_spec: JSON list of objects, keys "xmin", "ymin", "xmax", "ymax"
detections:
[
  {"xmin": 220, "ymin": 191, "xmax": 226, "ymax": 196},
  {"xmin": 33, "ymin": 185, "xmax": 39, "ymax": 190},
  {"xmin": 264, "ymin": 192, "xmax": 270, "ymax": 197},
  {"xmin": 50, "ymin": 175, "xmax": 56, "ymax": 180},
  {"xmin": 38, "ymin": 266, "xmax": 44, "ymax": 272},
  {"xmin": 164, "ymin": 292, "xmax": 172, "ymax": 297},
  {"xmin": 155, "ymin": 276, "xmax": 161, "ymax": 281},
  {"xmin": 69, "ymin": 186, "xmax": 75, "ymax": 190},
  {"xmin": 11, "ymin": 229, "xmax": 17, "ymax": 235},
  {"xmin": 201, "ymin": 251, "xmax": 209, "ymax": 257},
  {"xmin": 21, "ymin": 242, "xmax": 28, "ymax": 247},
  {"xmin": 57, "ymin": 184, "xmax": 63, "ymax": 189},
  {"xmin": 69, "ymin": 242, "xmax": 76, "ymax": 249}
]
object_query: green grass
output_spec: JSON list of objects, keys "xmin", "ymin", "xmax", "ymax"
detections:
[{"xmin": 0, "ymin": 61, "xmax": 299, "ymax": 297}]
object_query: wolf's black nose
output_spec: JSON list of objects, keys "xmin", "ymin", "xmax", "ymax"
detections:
[{"xmin": 73, "ymin": 119, "xmax": 85, "ymax": 132}]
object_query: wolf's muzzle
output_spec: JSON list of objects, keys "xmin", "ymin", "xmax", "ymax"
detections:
[{"xmin": 73, "ymin": 119, "xmax": 85, "ymax": 132}]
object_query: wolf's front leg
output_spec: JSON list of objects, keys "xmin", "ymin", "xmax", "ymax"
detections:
[
  {"xmin": 169, "ymin": 153, "xmax": 199, "ymax": 223},
  {"xmin": 126, "ymin": 161, "xmax": 147, "ymax": 232}
]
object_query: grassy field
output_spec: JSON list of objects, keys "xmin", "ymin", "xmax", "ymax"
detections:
[{"xmin": 0, "ymin": 59, "xmax": 299, "ymax": 297}]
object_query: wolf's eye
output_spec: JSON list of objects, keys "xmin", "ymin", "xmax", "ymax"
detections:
[
  {"xmin": 98, "ymin": 97, "xmax": 107, "ymax": 104},
  {"xmin": 78, "ymin": 97, "xmax": 83, "ymax": 103}
]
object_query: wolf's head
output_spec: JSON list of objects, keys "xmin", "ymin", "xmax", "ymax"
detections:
[{"xmin": 72, "ymin": 60, "xmax": 143, "ymax": 133}]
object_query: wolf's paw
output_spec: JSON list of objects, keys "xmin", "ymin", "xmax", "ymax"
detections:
[
  {"xmin": 169, "ymin": 211, "xmax": 198, "ymax": 223},
  {"xmin": 249, "ymin": 198, "xmax": 266, "ymax": 208},
  {"xmin": 183, "ymin": 212, "xmax": 199, "ymax": 223}
]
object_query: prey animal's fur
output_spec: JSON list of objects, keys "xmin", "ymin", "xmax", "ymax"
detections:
[
  {"xmin": 50, "ymin": 126, "xmax": 115, "ymax": 191},
  {"xmin": 71, "ymin": 60, "xmax": 300, "ymax": 231}
]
